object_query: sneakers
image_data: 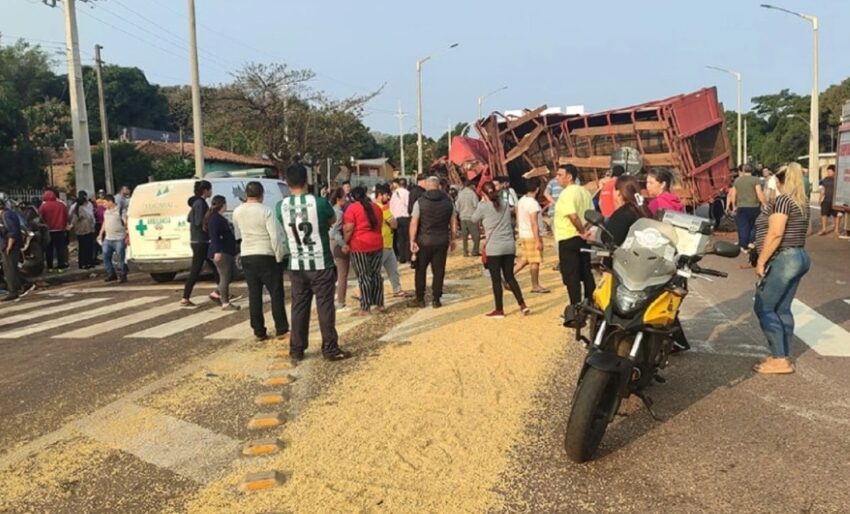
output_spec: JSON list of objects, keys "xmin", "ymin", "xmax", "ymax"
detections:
[
  {"xmin": 431, "ymin": 299, "xmax": 442, "ymax": 309},
  {"xmin": 118, "ymin": 274, "xmax": 127, "ymax": 283},
  {"xmin": 19, "ymin": 284, "xmax": 36, "ymax": 299},
  {"xmin": 408, "ymin": 299, "xmax": 426, "ymax": 308},
  {"xmin": 485, "ymin": 309, "xmax": 505, "ymax": 319}
]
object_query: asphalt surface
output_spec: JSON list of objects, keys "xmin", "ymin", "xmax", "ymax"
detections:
[{"xmin": 0, "ymin": 232, "xmax": 848, "ymax": 513}]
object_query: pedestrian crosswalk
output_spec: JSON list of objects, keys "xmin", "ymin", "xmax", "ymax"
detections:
[
  {"xmin": 0, "ymin": 283, "xmax": 366, "ymax": 342},
  {"xmin": 0, "ymin": 297, "xmax": 163, "ymax": 339},
  {"xmin": 60, "ymin": 296, "xmax": 209, "ymax": 339},
  {"xmin": 0, "ymin": 298, "xmax": 109, "ymax": 330}
]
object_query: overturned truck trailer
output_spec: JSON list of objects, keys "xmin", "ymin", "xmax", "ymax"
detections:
[{"xmin": 476, "ymin": 87, "xmax": 732, "ymax": 205}]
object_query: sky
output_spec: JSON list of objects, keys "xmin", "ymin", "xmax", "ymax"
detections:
[{"xmin": 2, "ymin": 0, "xmax": 849, "ymax": 138}]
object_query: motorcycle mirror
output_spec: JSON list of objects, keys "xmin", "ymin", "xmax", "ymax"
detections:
[
  {"xmin": 584, "ymin": 209, "xmax": 604, "ymax": 227},
  {"xmin": 712, "ymin": 240, "xmax": 741, "ymax": 258}
]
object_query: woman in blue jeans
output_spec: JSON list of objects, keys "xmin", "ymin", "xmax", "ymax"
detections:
[{"xmin": 752, "ymin": 163, "xmax": 810, "ymax": 374}]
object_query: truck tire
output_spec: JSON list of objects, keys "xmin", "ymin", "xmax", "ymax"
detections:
[
  {"xmin": 150, "ymin": 272, "xmax": 177, "ymax": 283},
  {"xmin": 564, "ymin": 367, "xmax": 620, "ymax": 463}
]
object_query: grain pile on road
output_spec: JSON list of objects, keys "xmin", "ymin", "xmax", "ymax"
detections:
[{"xmin": 185, "ymin": 256, "xmax": 570, "ymax": 512}]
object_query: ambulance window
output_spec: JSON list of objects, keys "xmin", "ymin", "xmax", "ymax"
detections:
[{"xmin": 278, "ymin": 182, "xmax": 290, "ymax": 198}]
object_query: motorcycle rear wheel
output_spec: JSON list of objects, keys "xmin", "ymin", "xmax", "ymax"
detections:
[{"xmin": 564, "ymin": 367, "xmax": 620, "ymax": 463}]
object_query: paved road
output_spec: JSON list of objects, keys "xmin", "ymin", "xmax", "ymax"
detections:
[{"xmin": 0, "ymin": 236, "xmax": 847, "ymax": 513}]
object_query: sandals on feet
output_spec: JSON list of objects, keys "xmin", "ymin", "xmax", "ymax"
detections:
[{"xmin": 753, "ymin": 358, "xmax": 795, "ymax": 374}]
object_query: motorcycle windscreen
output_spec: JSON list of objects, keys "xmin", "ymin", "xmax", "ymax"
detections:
[{"xmin": 612, "ymin": 218, "xmax": 679, "ymax": 291}]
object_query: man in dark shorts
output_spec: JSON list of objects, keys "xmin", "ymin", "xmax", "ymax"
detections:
[{"xmin": 818, "ymin": 164, "xmax": 842, "ymax": 237}]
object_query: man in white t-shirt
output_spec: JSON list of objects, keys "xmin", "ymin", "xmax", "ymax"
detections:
[
  {"xmin": 514, "ymin": 177, "xmax": 549, "ymax": 293},
  {"xmin": 763, "ymin": 168, "xmax": 779, "ymax": 204}
]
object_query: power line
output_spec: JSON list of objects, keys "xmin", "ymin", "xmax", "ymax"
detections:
[
  {"xmin": 145, "ymin": 0, "xmax": 383, "ymax": 95},
  {"xmin": 76, "ymin": 6, "xmax": 235, "ymax": 79},
  {"xmin": 91, "ymin": 0, "xmax": 240, "ymax": 72}
]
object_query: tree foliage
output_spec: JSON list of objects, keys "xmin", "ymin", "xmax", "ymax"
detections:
[
  {"xmin": 81, "ymin": 64, "xmax": 170, "ymax": 141},
  {"xmin": 0, "ymin": 40, "xmax": 63, "ymax": 188}
]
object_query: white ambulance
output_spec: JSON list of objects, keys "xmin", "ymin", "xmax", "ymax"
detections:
[{"xmin": 126, "ymin": 177, "xmax": 289, "ymax": 282}]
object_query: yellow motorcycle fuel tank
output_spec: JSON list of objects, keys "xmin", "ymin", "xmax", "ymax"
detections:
[
  {"xmin": 593, "ymin": 272, "xmax": 613, "ymax": 310},
  {"xmin": 642, "ymin": 290, "xmax": 683, "ymax": 327}
]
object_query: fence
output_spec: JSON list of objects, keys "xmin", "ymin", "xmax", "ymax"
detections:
[{"xmin": 3, "ymin": 188, "xmax": 47, "ymax": 205}]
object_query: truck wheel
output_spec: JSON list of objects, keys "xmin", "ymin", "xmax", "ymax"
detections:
[
  {"xmin": 564, "ymin": 367, "xmax": 620, "ymax": 463},
  {"xmin": 150, "ymin": 272, "xmax": 177, "ymax": 283}
]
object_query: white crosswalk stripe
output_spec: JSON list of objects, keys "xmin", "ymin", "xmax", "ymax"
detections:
[
  {"xmin": 126, "ymin": 307, "xmax": 239, "ymax": 339},
  {"xmin": 60, "ymin": 296, "xmax": 209, "ymax": 339},
  {"xmin": 0, "ymin": 298, "xmax": 109, "ymax": 330},
  {"xmin": 0, "ymin": 297, "xmax": 163, "ymax": 339},
  {"xmin": 0, "ymin": 299, "xmax": 62, "ymax": 315}
]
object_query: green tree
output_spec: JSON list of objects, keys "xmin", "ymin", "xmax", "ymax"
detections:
[
  {"xmin": 152, "ymin": 155, "xmax": 194, "ymax": 181},
  {"xmin": 0, "ymin": 39, "xmax": 62, "ymax": 188},
  {"xmin": 80, "ymin": 65, "xmax": 170, "ymax": 140},
  {"xmin": 70, "ymin": 143, "xmax": 154, "ymax": 191}
]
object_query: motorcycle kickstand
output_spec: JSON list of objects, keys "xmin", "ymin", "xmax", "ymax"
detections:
[{"xmin": 634, "ymin": 391, "xmax": 663, "ymax": 421}]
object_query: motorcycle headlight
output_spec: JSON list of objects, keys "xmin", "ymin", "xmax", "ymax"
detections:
[{"xmin": 614, "ymin": 285, "xmax": 650, "ymax": 314}]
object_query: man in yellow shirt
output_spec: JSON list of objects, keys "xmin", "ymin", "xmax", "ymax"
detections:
[
  {"xmin": 375, "ymin": 183, "xmax": 410, "ymax": 298},
  {"xmin": 554, "ymin": 164, "xmax": 595, "ymax": 327}
]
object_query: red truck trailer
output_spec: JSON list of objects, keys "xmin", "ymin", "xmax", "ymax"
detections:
[{"xmin": 476, "ymin": 87, "xmax": 733, "ymax": 206}]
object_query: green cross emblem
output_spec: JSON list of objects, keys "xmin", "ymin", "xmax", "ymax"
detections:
[{"xmin": 135, "ymin": 219, "xmax": 148, "ymax": 236}]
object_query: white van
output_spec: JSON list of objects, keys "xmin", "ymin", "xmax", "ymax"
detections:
[{"xmin": 126, "ymin": 177, "xmax": 289, "ymax": 282}]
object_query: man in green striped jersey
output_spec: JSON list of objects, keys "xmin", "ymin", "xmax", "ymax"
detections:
[{"xmin": 277, "ymin": 164, "xmax": 349, "ymax": 362}]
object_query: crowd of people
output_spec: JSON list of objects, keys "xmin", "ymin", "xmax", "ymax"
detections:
[
  {"xmin": 0, "ymin": 160, "xmax": 825, "ymax": 374},
  {"xmin": 0, "ymin": 186, "xmax": 131, "ymax": 301}
]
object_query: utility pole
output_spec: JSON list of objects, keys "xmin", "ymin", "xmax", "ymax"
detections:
[
  {"xmin": 744, "ymin": 119, "xmax": 748, "ymax": 164},
  {"xmin": 58, "ymin": 0, "xmax": 94, "ymax": 194},
  {"xmin": 94, "ymin": 45, "xmax": 114, "ymax": 194},
  {"xmin": 187, "ymin": 0, "xmax": 205, "ymax": 178},
  {"xmin": 395, "ymin": 101, "xmax": 407, "ymax": 177}
]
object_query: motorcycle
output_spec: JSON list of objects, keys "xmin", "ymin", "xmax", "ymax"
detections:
[{"xmin": 563, "ymin": 209, "xmax": 740, "ymax": 463}]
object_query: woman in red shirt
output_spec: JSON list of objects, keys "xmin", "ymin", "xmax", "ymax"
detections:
[{"xmin": 342, "ymin": 186, "xmax": 385, "ymax": 315}]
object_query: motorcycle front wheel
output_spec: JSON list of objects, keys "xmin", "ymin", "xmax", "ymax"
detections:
[{"xmin": 564, "ymin": 367, "xmax": 620, "ymax": 463}]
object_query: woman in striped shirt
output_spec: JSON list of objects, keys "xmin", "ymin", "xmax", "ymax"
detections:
[
  {"xmin": 752, "ymin": 163, "xmax": 811, "ymax": 375},
  {"xmin": 342, "ymin": 186, "xmax": 385, "ymax": 316}
]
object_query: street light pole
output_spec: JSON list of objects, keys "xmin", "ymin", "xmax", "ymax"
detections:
[
  {"xmin": 416, "ymin": 43, "xmax": 458, "ymax": 178},
  {"xmin": 477, "ymin": 85, "xmax": 508, "ymax": 120},
  {"xmin": 706, "ymin": 66, "xmax": 742, "ymax": 166},
  {"xmin": 761, "ymin": 4, "xmax": 819, "ymax": 179},
  {"xmin": 395, "ymin": 101, "xmax": 406, "ymax": 177}
]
